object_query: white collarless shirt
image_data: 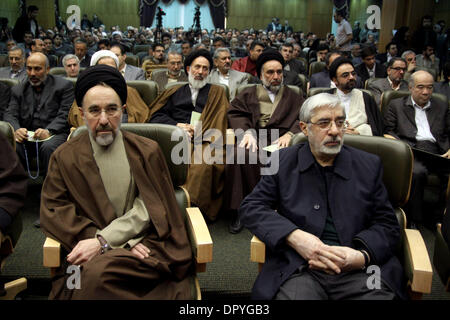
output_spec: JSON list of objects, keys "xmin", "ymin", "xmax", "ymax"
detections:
[{"xmin": 412, "ymin": 97, "xmax": 435, "ymax": 143}]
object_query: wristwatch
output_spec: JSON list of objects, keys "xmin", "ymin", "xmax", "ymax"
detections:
[{"xmin": 97, "ymin": 235, "xmax": 112, "ymax": 254}]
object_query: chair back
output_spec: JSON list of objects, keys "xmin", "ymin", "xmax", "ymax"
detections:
[
  {"xmin": 380, "ymin": 90, "xmax": 410, "ymax": 116},
  {"xmin": 70, "ymin": 123, "xmax": 189, "ymax": 189},
  {"xmin": 125, "ymin": 55, "xmax": 139, "ymax": 67},
  {"xmin": 0, "ymin": 54, "xmax": 9, "ymax": 67},
  {"xmin": 133, "ymin": 44, "xmax": 151, "ymax": 55},
  {"xmin": 297, "ymin": 57, "xmax": 308, "ymax": 70},
  {"xmin": 365, "ymin": 77, "xmax": 383, "ymax": 89},
  {"xmin": 142, "ymin": 60, "xmax": 168, "ymax": 79},
  {"xmin": 235, "ymin": 83, "xmax": 302, "ymax": 97},
  {"xmin": 309, "ymin": 61, "xmax": 326, "ymax": 77},
  {"xmin": 0, "ymin": 120, "xmax": 16, "ymax": 150},
  {"xmin": 48, "ymin": 67, "xmax": 67, "ymax": 76},
  {"xmin": 150, "ymin": 68, "xmax": 168, "ymax": 80},
  {"xmin": 290, "ymin": 134, "xmax": 413, "ymax": 209},
  {"xmin": 0, "ymin": 78, "xmax": 19, "ymax": 88},
  {"xmin": 126, "ymin": 80, "xmax": 158, "ymax": 106}
]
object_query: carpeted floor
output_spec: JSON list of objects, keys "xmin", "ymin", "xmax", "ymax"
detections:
[{"xmin": 1, "ymin": 179, "xmax": 449, "ymax": 300}]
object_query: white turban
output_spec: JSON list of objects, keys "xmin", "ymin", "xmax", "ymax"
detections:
[{"xmin": 90, "ymin": 50, "xmax": 119, "ymax": 68}]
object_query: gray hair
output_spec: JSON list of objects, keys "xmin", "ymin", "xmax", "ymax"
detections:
[
  {"xmin": 299, "ymin": 93, "xmax": 344, "ymax": 122},
  {"xmin": 213, "ymin": 47, "xmax": 230, "ymax": 59},
  {"xmin": 9, "ymin": 46, "xmax": 25, "ymax": 57},
  {"xmin": 408, "ymin": 70, "xmax": 433, "ymax": 87},
  {"xmin": 401, "ymin": 50, "xmax": 415, "ymax": 59},
  {"xmin": 62, "ymin": 54, "xmax": 79, "ymax": 67}
]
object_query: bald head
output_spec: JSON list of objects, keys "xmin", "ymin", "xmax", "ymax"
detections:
[
  {"xmin": 26, "ymin": 52, "xmax": 49, "ymax": 86},
  {"xmin": 409, "ymin": 70, "xmax": 434, "ymax": 107}
]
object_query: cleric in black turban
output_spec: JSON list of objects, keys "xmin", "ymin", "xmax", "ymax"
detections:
[
  {"xmin": 75, "ymin": 64, "xmax": 127, "ymax": 107},
  {"xmin": 183, "ymin": 49, "xmax": 214, "ymax": 74},
  {"xmin": 255, "ymin": 48, "xmax": 285, "ymax": 78}
]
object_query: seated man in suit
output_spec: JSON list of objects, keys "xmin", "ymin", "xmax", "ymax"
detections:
[
  {"xmin": 68, "ymin": 50, "xmax": 150, "ymax": 127},
  {"xmin": 355, "ymin": 46, "xmax": 386, "ymax": 87},
  {"xmin": 376, "ymin": 42, "xmax": 398, "ymax": 66},
  {"xmin": 367, "ymin": 57, "xmax": 409, "ymax": 106},
  {"xmin": 384, "ymin": 70, "xmax": 449, "ymax": 228},
  {"xmin": 434, "ymin": 61, "xmax": 449, "ymax": 100},
  {"xmin": 149, "ymin": 49, "xmax": 228, "ymax": 222},
  {"xmin": 309, "ymin": 51, "xmax": 342, "ymax": 89},
  {"xmin": 151, "ymin": 50, "xmax": 187, "ymax": 94},
  {"xmin": 0, "ymin": 46, "xmax": 27, "ymax": 82},
  {"xmin": 0, "ymin": 131, "xmax": 27, "ymax": 242},
  {"xmin": 226, "ymin": 50, "xmax": 304, "ymax": 233},
  {"xmin": 280, "ymin": 43, "xmax": 307, "ymax": 76},
  {"xmin": 416, "ymin": 44, "xmax": 440, "ymax": 79},
  {"xmin": 328, "ymin": 57, "xmax": 384, "ymax": 136},
  {"xmin": 3, "ymin": 52, "xmax": 74, "ymax": 177},
  {"xmin": 208, "ymin": 47, "xmax": 248, "ymax": 101},
  {"xmin": 110, "ymin": 43, "xmax": 145, "ymax": 81},
  {"xmin": 62, "ymin": 54, "xmax": 80, "ymax": 78},
  {"xmin": 240, "ymin": 93, "xmax": 405, "ymax": 300},
  {"xmin": 74, "ymin": 39, "xmax": 91, "ymax": 68},
  {"xmin": 142, "ymin": 43, "xmax": 167, "ymax": 79},
  {"xmin": 40, "ymin": 64, "xmax": 193, "ymax": 299}
]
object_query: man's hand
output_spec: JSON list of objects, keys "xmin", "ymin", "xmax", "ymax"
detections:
[
  {"xmin": 130, "ymin": 243, "xmax": 150, "ymax": 260},
  {"xmin": 274, "ymin": 133, "xmax": 292, "ymax": 148},
  {"xmin": 344, "ymin": 122, "xmax": 360, "ymax": 135},
  {"xmin": 33, "ymin": 128, "xmax": 51, "ymax": 140},
  {"xmin": 442, "ymin": 149, "xmax": 450, "ymax": 159},
  {"xmin": 286, "ymin": 229, "xmax": 344, "ymax": 274},
  {"xmin": 309, "ymin": 246, "xmax": 365, "ymax": 273},
  {"xmin": 15, "ymin": 128, "xmax": 28, "ymax": 143},
  {"xmin": 239, "ymin": 133, "xmax": 258, "ymax": 152},
  {"xmin": 67, "ymin": 238, "xmax": 101, "ymax": 265},
  {"xmin": 176, "ymin": 123, "xmax": 194, "ymax": 138},
  {"xmin": 407, "ymin": 60, "xmax": 416, "ymax": 73}
]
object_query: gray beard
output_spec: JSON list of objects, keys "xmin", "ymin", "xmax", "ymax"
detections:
[
  {"xmin": 188, "ymin": 72, "xmax": 208, "ymax": 89},
  {"xmin": 261, "ymin": 76, "xmax": 282, "ymax": 94}
]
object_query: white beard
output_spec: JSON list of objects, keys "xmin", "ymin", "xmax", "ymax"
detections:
[
  {"xmin": 188, "ymin": 71, "xmax": 208, "ymax": 89},
  {"xmin": 261, "ymin": 75, "xmax": 283, "ymax": 94}
]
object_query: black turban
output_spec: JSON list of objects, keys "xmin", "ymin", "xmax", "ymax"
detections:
[
  {"xmin": 183, "ymin": 49, "xmax": 214, "ymax": 75},
  {"xmin": 75, "ymin": 64, "xmax": 127, "ymax": 106},
  {"xmin": 256, "ymin": 49, "xmax": 285, "ymax": 78}
]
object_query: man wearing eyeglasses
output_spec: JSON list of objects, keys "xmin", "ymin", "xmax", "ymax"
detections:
[
  {"xmin": 150, "ymin": 51, "xmax": 187, "ymax": 94},
  {"xmin": 384, "ymin": 70, "xmax": 449, "ymax": 229},
  {"xmin": 40, "ymin": 64, "xmax": 193, "ymax": 299},
  {"xmin": 367, "ymin": 57, "xmax": 409, "ymax": 106},
  {"xmin": 328, "ymin": 57, "xmax": 384, "ymax": 136},
  {"xmin": 239, "ymin": 93, "xmax": 404, "ymax": 300}
]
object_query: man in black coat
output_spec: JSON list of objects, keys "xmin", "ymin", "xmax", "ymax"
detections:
[
  {"xmin": 355, "ymin": 46, "xmax": 386, "ymax": 87},
  {"xmin": 3, "ymin": 53, "xmax": 74, "ymax": 177},
  {"xmin": 12, "ymin": 5, "xmax": 39, "ymax": 42}
]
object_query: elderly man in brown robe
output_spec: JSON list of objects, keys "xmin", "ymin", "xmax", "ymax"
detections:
[
  {"xmin": 226, "ymin": 49, "xmax": 304, "ymax": 233},
  {"xmin": 148, "ymin": 49, "xmax": 228, "ymax": 222},
  {"xmin": 40, "ymin": 65, "xmax": 193, "ymax": 300},
  {"xmin": 68, "ymin": 50, "xmax": 150, "ymax": 128}
]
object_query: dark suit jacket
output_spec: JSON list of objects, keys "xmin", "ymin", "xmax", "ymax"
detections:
[
  {"xmin": 310, "ymin": 70, "xmax": 331, "ymax": 88},
  {"xmin": 0, "ymin": 81, "xmax": 11, "ymax": 121},
  {"xmin": 355, "ymin": 62, "xmax": 387, "ymax": 88},
  {"xmin": 239, "ymin": 143, "xmax": 405, "ymax": 299},
  {"xmin": 434, "ymin": 81, "xmax": 450, "ymax": 101},
  {"xmin": 384, "ymin": 95, "xmax": 450, "ymax": 154},
  {"xmin": 4, "ymin": 74, "xmax": 74, "ymax": 134},
  {"xmin": 367, "ymin": 77, "xmax": 409, "ymax": 106}
]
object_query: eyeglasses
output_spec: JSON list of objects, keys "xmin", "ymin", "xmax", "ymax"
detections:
[
  {"xmin": 308, "ymin": 119, "xmax": 347, "ymax": 130},
  {"xmin": 391, "ymin": 67, "xmax": 407, "ymax": 72},
  {"xmin": 87, "ymin": 106, "xmax": 121, "ymax": 118}
]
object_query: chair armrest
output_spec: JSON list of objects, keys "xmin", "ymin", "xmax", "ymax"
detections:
[
  {"xmin": 383, "ymin": 134, "xmax": 397, "ymax": 140},
  {"xmin": 186, "ymin": 207, "xmax": 213, "ymax": 272},
  {"xmin": 250, "ymin": 235, "xmax": 265, "ymax": 264},
  {"xmin": 402, "ymin": 229, "xmax": 433, "ymax": 294},
  {"xmin": 226, "ymin": 128, "xmax": 235, "ymax": 145},
  {"xmin": 43, "ymin": 237, "xmax": 61, "ymax": 268}
]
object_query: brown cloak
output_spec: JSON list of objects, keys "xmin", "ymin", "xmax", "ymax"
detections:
[
  {"xmin": 40, "ymin": 131, "xmax": 193, "ymax": 299},
  {"xmin": 148, "ymin": 84, "xmax": 228, "ymax": 221},
  {"xmin": 68, "ymin": 86, "xmax": 150, "ymax": 127},
  {"xmin": 225, "ymin": 85, "xmax": 304, "ymax": 211}
]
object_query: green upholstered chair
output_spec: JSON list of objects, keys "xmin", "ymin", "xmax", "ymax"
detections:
[
  {"xmin": 0, "ymin": 121, "xmax": 27, "ymax": 300},
  {"xmin": 0, "ymin": 78, "xmax": 19, "ymax": 88},
  {"xmin": 308, "ymin": 61, "xmax": 326, "ymax": 77},
  {"xmin": 126, "ymin": 80, "xmax": 159, "ymax": 106},
  {"xmin": 43, "ymin": 123, "xmax": 212, "ymax": 299},
  {"xmin": 434, "ymin": 211, "xmax": 450, "ymax": 292},
  {"xmin": 297, "ymin": 74, "xmax": 308, "ymax": 97},
  {"xmin": 132, "ymin": 44, "xmax": 151, "ymax": 55},
  {"xmin": 125, "ymin": 54, "xmax": 139, "ymax": 67},
  {"xmin": 250, "ymin": 134, "xmax": 433, "ymax": 299},
  {"xmin": 48, "ymin": 67, "xmax": 67, "ymax": 76},
  {"xmin": 0, "ymin": 54, "xmax": 8, "ymax": 68}
]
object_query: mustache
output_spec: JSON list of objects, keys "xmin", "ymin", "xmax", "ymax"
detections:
[
  {"xmin": 323, "ymin": 136, "xmax": 342, "ymax": 144},
  {"xmin": 96, "ymin": 125, "xmax": 113, "ymax": 132}
]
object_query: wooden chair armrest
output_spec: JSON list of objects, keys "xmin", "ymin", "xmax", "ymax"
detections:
[
  {"xmin": 383, "ymin": 134, "xmax": 397, "ymax": 140},
  {"xmin": 403, "ymin": 229, "xmax": 433, "ymax": 294},
  {"xmin": 250, "ymin": 235, "xmax": 266, "ymax": 263},
  {"xmin": 43, "ymin": 237, "xmax": 61, "ymax": 268},
  {"xmin": 226, "ymin": 128, "xmax": 235, "ymax": 145},
  {"xmin": 186, "ymin": 207, "xmax": 213, "ymax": 272}
]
